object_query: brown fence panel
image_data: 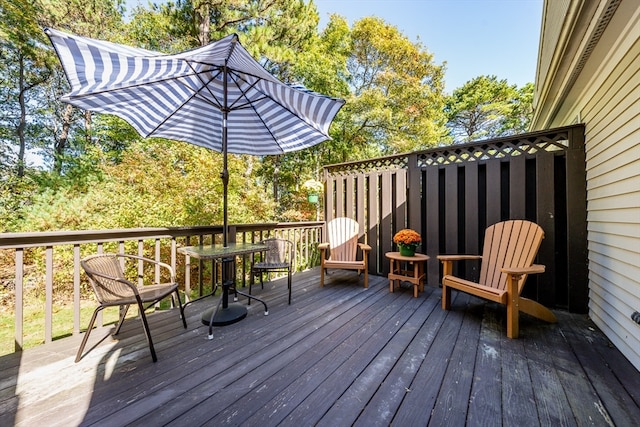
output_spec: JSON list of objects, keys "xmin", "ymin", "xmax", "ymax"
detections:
[{"xmin": 324, "ymin": 125, "xmax": 588, "ymax": 312}]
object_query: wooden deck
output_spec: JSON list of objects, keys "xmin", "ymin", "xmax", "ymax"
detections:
[{"xmin": 2, "ymin": 268, "xmax": 639, "ymax": 426}]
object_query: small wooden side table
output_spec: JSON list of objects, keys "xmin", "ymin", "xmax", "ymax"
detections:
[{"xmin": 385, "ymin": 252, "xmax": 430, "ymax": 298}]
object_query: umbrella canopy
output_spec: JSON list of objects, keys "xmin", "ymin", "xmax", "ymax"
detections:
[
  {"xmin": 44, "ymin": 28, "xmax": 344, "ymax": 155},
  {"xmin": 45, "ymin": 27, "xmax": 344, "ymax": 245}
]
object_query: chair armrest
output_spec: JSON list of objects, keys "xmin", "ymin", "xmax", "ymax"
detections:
[
  {"xmin": 358, "ymin": 243, "xmax": 372, "ymax": 253},
  {"xmin": 318, "ymin": 243, "xmax": 329, "ymax": 250},
  {"xmin": 116, "ymin": 254, "xmax": 176, "ymax": 283},
  {"xmin": 86, "ymin": 269, "xmax": 140, "ymax": 295},
  {"xmin": 501, "ymin": 264, "xmax": 545, "ymax": 275},
  {"xmin": 437, "ymin": 255, "xmax": 482, "ymax": 261},
  {"xmin": 438, "ymin": 255, "xmax": 482, "ymax": 278}
]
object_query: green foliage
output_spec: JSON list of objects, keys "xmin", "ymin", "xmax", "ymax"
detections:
[
  {"xmin": 337, "ymin": 16, "xmax": 449, "ymax": 158},
  {"xmin": 0, "ymin": 0, "xmax": 535, "ymax": 235},
  {"xmin": 13, "ymin": 139, "xmax": 276, "ymax": 232},
  {"xmin": 445, "ymin": 75, "xmax": 533, "ymax": 143}
]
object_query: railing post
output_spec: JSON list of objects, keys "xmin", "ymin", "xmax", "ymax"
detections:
[
  {"xmin": 45, "ymin": 246, "xmax": 53, "ymax": 344},
  {"xmin": 14, "ymin": 249, "xmax": 24, "ymax": 352},
  {"xmin": 73, "ymin": 244, "xmax": 81, "ymax": 335}
]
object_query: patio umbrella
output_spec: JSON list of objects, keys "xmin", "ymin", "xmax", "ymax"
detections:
[
  {"xmin": 45, "ymin": 28, "xmax": 344, "ymax": 326},
  {"xmin": 44, "ymin": 28, "xmax": 344, "ymax": 246}
]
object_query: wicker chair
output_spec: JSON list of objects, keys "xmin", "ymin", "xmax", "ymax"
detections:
[
  {"xmin": 77, "ymin": 253, "xmax": 186, "ymax": 362},
  {"xmin": 250, "ymin": 238, "xmax": 294, "ymax": 305}
]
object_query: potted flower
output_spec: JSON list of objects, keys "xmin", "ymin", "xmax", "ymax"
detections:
[
  {"xmin": 302, "ymin": 179, "xmax": 323, "ymax": 204},
  {"xmin": 393, "ymin": 229, "xmax": 421, "ymax": 256}
]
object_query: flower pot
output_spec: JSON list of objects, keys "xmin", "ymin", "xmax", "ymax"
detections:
[
  {"xmin": 399, "ymin": 244, "xmax": 416, "ymax": 257},
  {"xmin": 308, "ymin": 194, "xmax": 319, "ymax": 203}
]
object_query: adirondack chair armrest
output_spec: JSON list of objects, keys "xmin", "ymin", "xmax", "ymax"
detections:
[
  {"xmin": 437, "ymin": 255, "xmax": 483, "ymax": 261},
  {"xmin": 319, "ymin": 243, "xmax": 330, "ymax": 260},
  {"xmin": 501, "ymin": 264, "xmax": 545, "ymax": 276},
  {"xmin": 437, "ymin": 255, "xmax": 482, "ymax": 276},
  {"xmin": 358, "ymin": 243, "xmax": 372, "ymax": 253}
]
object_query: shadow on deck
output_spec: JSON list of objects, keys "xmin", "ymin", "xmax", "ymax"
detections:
[{"xmin": 1, "ymin": 268, "xmax": 639, "ymax": 426}]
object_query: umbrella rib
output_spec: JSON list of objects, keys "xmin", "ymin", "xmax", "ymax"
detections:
[
  {"xmin": 66, "ymin": 70, "xmax": 212, "ymax": 98},
  {"xmin": 144, "ymin": 67, "xmax": 225, "ymax": 136},
  {"xmin": 224, "ymin": 71, "xmax": 283, "ymax": 146}
]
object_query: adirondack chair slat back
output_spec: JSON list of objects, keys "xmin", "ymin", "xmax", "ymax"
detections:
[
  {"xmin": 327, "ymin": 217, "xmax": 359, "ymax": 261},
  {"xmin": 478, "ymin": 220, "xmax": 545, "ymax": 293}
]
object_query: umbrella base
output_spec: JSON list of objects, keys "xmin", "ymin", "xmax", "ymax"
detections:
[{"xmin": 201, "ymin": 303, "xmax": 247, "ymax": 326}]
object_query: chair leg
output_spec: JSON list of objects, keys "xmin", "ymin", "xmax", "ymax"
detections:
[
  {"xmin": 287, "ymin": 269, "xmax": 292, "ymax": 305},
  {"xmin": 518, "ymin": 297, "xmax": 557, "ymax": 324},
  {"xmin": 442, "ymin": 284, "xmax": 452, "ymax": 310},
  {"xmin": 113, "ymin": 304, "xmax": 130, "ymax": 335},
  {"xmin": 506, "ymin": 296, "xmax": 519, "ymax": 339},
  {"xmin": 175, "ymin": 289, "xmax": 187, "ymax": 329},
  {"xmin": 136, "ymin": 299, "xmax": 158, "ymax": 362},
  {"xmin": 506, "ymin": 274, "xmax": 520, "ymax": 339},
  {"xmin": 320, "ymin": 263, "xmax": 325, "ymax": 287},
  {"xmin": 75, "ymin": 306, "xmax": 103, "ymax": 363},
  {"xmin": 248, "ymin": 269, "xmax": 254, "ymax": 306}
]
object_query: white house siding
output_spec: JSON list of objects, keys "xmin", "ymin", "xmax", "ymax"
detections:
[{"xmin": 533, "ymin": 0, "xmax": 640, "ymax": 370}]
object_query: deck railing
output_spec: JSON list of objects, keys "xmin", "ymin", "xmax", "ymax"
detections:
[{"xmin": 0, "ymin": 222, "xmax": 323, "ymax": 353}]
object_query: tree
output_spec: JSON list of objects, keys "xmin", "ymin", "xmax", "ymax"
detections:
[
  {"xmin": 0, "ymin": 0, "xmax": 56, "ymax": 176},
  {"xmin": 13, "ymin": 138, "xmax": 276, "ymax": 232},
  {"xmin": 445, "ymin": 75, "xmax": 533, "ymax": 143},
  {"xmin": 337, "ymin": 17, "xmax": 449, "ymax": 157},
  {"xmin": 258, "ymin": 15, "xmax": 451, "ymax": 216},
  {"xmin": 38, "ymin": 0, "xmax": 128, "ymax": 173}
]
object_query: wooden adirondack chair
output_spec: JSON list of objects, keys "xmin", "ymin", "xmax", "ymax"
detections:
[
  {"xmin": 438, "ymin": 220, "xmax": 557, "ymax": 338},
  {"xmin": 319, "ymin": 217, "xmax": 371, "ymax": 288}
]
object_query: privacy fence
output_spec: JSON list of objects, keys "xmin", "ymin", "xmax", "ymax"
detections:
[{"xmin": 323, "ymin": 124, "xmax": 588, "ymax": 313}]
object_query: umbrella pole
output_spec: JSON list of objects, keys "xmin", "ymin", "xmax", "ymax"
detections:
[{"xmin": 201, "ymin": 67, "xmax": 248, "ymax": 330}]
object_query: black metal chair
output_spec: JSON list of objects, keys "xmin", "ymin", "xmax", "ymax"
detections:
[
  {"xmin": 77, "ymin": 253, "xmax": 186, "ymax": 362},
  {"xmin": 250, "ymin": 238, "xmax": 293, "ymax": 305}
]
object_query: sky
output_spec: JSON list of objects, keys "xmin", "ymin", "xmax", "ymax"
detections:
[
  {"xmin": 124, "ymin": 0, "xmax": 543, "ymax": 93},
  {"xmin": 313, "ymin": 0, "xmax": 543, "ymax": 93}
]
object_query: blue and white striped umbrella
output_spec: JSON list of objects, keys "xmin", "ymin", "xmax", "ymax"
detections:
[
  {"xmin": 44, "ymin": 28, "xmax": 344, "ymax": 156},
  {"xmin": 46, "ymin": 28, "xmax": 344, "ymax": 247}
]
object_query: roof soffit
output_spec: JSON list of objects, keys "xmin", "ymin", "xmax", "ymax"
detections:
[{"xmin": 532, "ymin": 0, "xmax": 622, "ymax": 128}]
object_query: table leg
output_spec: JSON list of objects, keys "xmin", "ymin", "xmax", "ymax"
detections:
[{"xmin": 201, "ymin": 257, "xmax": 247, "ymax": 330}]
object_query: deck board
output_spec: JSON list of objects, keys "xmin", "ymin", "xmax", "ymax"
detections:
[{"xmin": 2, "ymin": 268, "xmax": 639, "ymax": 426}]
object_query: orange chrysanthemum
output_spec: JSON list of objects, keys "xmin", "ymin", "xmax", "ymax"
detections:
[{"xmin": 393, "ymin": 229, "xmax": 421, "ymax": 246}]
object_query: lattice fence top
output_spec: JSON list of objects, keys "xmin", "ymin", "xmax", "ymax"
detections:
[
  {"xmin": 324, "ymin": 127, "xmax": 575, "ymax": 177},
  {"xmin": 324, "ymin": 154, "xmax": 408, "ymax": 176}
]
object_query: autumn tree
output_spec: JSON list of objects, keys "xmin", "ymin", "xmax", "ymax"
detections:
[{"xmin": 337, "ymin": 16, "xmax": 449, "ymax": 158}]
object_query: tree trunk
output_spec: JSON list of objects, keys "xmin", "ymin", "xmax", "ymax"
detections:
[
  {"xmin": 55, "ymin": 104, "xmax": 74, "ymax": 174},
  {"xmin": 273, "ymin": 156, "xmax": 280, "ymax": 203},
  {"xmin": 17, "ymin": 55, "xmax": 26, "ymax": 178},
  {"xmin": 195, "ymin": 1, "xmax": 211, "ymax": 46}
]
